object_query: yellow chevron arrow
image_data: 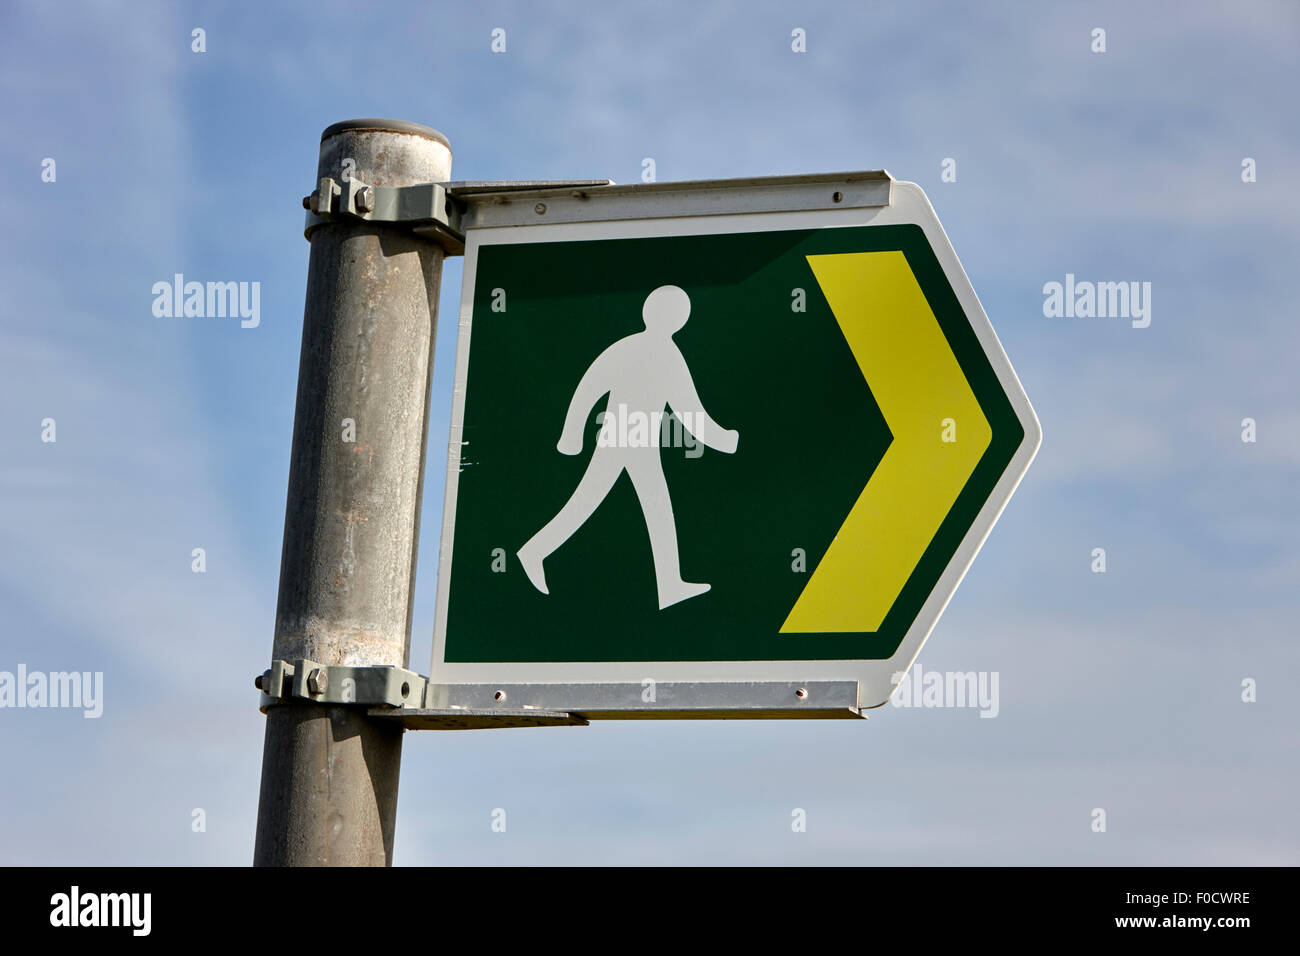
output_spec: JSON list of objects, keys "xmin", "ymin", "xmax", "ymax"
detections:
[{"xmin": 780, "ymin": 251, "xmax": 991, "ymax": 633}]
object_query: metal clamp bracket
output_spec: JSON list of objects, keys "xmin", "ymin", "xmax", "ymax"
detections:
[
  {"xmin": 303, "ymin": 177, "xmax": 464, "ymax": 252},
  {"xmin": 255, "ymin": 659, "xmax": 587, "ymax": 730},
  {"xmin": 302, "ymin": 178, "xmax": 617, "ymax": 254},
  {"xmin": 256, "ymin": 659, "xmax": 426, "ymax": 713}
]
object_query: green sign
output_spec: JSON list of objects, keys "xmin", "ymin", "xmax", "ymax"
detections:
[{"xmin": 433, "ymin": 179, "xmax": 1039, "ymax": 708}]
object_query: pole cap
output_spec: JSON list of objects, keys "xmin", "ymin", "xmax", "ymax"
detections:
[{"xmin": 321, "ymin": 118, "xmax": 450, "ymax": 151}]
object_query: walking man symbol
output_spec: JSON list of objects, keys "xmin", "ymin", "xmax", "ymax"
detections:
[{"xmin": 517, "ymin": 285, "xmax": 740, "ymax": 609}]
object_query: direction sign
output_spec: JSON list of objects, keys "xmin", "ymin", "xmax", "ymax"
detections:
[{"xmin": 429, "ymin": 172, "xmax": 1040, "ymax": 714}]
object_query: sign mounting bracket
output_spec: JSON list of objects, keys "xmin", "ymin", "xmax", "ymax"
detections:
[
  {"xmin": 256, "ymin": 660, "xmax": 865, "ymax": 729},
  {"xmin": 300, "ymin": 171, "xmax": 892, "ymax": 252},
  {"xmin": 456, "ymin": 169, "xmax": 893, "ymax": 230},
  {"xmin": 301, "ymin": 177, "xmax": 618, "ymax": 253}
]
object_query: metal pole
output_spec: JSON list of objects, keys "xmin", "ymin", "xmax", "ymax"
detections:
[{"xmin": 254, "ymin": 119, "xmax": 452, "ymax": 866}]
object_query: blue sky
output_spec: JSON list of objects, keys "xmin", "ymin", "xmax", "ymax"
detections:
[{"xmin": 1, "ymin": 0, "xmax": 1297, "ymax": 864}]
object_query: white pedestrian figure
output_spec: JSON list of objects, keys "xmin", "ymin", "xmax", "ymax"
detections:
[{"xmin": 517, "ymin": 285, "xmax": 739, "ymax": 609}]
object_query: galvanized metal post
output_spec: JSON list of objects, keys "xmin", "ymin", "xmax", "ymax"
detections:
[{"xmin": 254, "ymin": 119, "xmax": 452, "ymax": 866}]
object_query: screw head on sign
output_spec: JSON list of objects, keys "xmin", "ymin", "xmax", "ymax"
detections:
[
  {"xmin": 534, "ymin": 203, "xmax": 547, "ymax": 215},
  {"xmin": 307, "ymin": 668, "xmax": 328, "ymax": 695}
]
